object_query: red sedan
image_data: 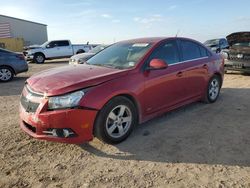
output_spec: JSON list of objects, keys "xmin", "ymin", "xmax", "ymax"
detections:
[{"xmin": 20, "ymin": 37, "xmax": 224, "ymax": 144}]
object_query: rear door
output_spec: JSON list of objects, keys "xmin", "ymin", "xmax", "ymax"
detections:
[
  {"xmin": 143, "ymin": 39, "xmax": 187, "ymax": 114},
  {"xmin": 178, "ymin": 39, "xmax": 210, "ymax": 99},
  {"xmin": 56, "ymin": 40, "xmax": 73, "ymax": 57}
]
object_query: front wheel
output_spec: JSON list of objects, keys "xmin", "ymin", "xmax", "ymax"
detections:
[
  {"xmin": 33, "ymin": 53, "xmax": 45, "ymax": 64},
  {"xmin": 205, "ymin": 75, "xmax": 221, "ymax": 103},
  {"xmin": 94, "ymin": 96, "xmax": 137, "ymax": 144}
]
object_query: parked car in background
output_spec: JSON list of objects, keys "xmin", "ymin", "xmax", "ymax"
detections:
[
  {"xmin": 222, "ymin": 32, "xmax": 250, "ymax": 73},
  {"xmin": 0, "ymin": 48, "xmax": 28, "ymax": 82},
  {"xmin": 23, "ymin": 40, "xmax": 92, "ymax": 64},
  {"xmin": 204, "ymin": 38, "xmax": 229, "ymax": 53},
  {"xmin": 19, "ymin": 37, "xmax": 224, "ymax": 144},
  {"xmin": 69, "ymin": 44, "xmax": 108, "ymax": 65}
]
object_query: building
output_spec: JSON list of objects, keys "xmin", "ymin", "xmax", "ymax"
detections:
[{"xmin": 0, "ymin": 15, "xmax": 48, "ymax": 46}]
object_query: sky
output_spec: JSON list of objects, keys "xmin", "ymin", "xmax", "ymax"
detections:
[{"xmin": 0, "ymin": 0, "xmax": 250, "ymax": 44}]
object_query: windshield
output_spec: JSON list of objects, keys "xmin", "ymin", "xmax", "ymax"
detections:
[
  {"xmin": 204, "ymin": 39, "xmax": 219, "ymax": 46},
  {"xmin": 40, "ymin": 41, "xmax": 50, "ymax": 48},
  {"xmin": 232, "ymin": 42, "xmax": 250, "ymax": 47},
  {"xmin": 86, "ymin": 42, "xmax": 152, "ymax": 69},
  {"xmin": 89, "ymin": 45, "xmax": 107, "ymax": 53}
]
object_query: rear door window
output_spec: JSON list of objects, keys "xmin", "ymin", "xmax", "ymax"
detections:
[
  {"xmin": 180, "ymin": 40, "xmax": 202, "ymax": 61},
  {"xmin": 199, "ymin": 46, "xmax": 209, "ymax": 57},
  {"xmin": 57, "ymin": 40, "xmax": 70, "ymax": 46}
]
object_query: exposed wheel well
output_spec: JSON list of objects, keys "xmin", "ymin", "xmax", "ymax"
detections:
[
  {"xmin": 0, "ymin": 65, "xmax": 16, "ymax": 75},
  {"xmin": 214, "ymin": 73, "xmax": 223, "ymax": 87}
]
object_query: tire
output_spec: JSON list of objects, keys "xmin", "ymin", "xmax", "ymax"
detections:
[
  {"xmin": 76, "ymin": 50, "xmax": 85, "ymax": 54},
  {"xmin": 94, "ymin": 96, "xmax": 137, "ymax": 144},
  {"xmin": 0, "ymin": 66, "xmax": 14, "ymax": 82},
  {"xmin": 33, "ymin": 53, "xmax": 45, "ymax": 64},
  {"xmin": 205, "ymin": 75, "xmax": 221, "ymax": 103}
]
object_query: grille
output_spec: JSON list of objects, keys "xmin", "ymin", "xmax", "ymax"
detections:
[
  {"xmin": 20, "ymin": 85, "xmax": 43, "ymax": 113},
  {"xmin": 229, "ymin": 54, "xmax": 250, "ymax": 61},
  {"xmin": 23, "ymin": 121, "xmax": 36, "ymax": 133}
]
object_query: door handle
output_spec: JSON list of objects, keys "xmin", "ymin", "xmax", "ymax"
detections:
[{"xmin": 176, "ymin": 71, "xmax": 183, "ymax": 77}]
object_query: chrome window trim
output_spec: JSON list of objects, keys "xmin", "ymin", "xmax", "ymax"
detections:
[{"xmin": 169, "ymin": 56, "xmax": 209, "ymax": 66}]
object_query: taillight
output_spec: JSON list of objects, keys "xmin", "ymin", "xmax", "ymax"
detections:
[{"xmin": 16, "ymin": 54, "xmax": 25, "ymax": 60}]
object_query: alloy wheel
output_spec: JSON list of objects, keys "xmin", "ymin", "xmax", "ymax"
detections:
[
  {"xmin": 105, "ymin": 105, "xmax": 132, "ymax": 139},
  {"xmin": 0, "ymin": 68, "xmax": 12, "ymax": 81},
  {"xmin": 209, "ymin": 78, "xmax": 220, "ymax": 101}
]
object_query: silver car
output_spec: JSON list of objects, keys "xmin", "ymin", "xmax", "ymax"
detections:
[
  {"xmin": 69, "ymin": 44, "xmax": 108, "ymax": 64},
  {"xmin": 0, "ymin": 48, "xmax": 28, "ymax": 82}
]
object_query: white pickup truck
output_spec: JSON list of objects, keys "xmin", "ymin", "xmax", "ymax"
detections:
[{"xmin": 24, "ymin": 40, "xmax": 92, "ymax": 64}]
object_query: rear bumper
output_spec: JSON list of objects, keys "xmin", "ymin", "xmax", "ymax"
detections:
[
  {"xmin": 15, "ymin": 61, "xmax": 29, "ymax": 74},
  {"xmin": 225, "ymin": 60, "xmax": 250, "ymax": 73},
  {"xmin": 19, "ymin": 104, "xmax": 98, "ymax": 144}
]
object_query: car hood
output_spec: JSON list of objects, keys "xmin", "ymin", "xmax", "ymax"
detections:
[
  {"xmin": 27, "ymin": 64, "xmax": 128, "ymax": 96},
  {"xmin": 23, "ymin": 45, "xmax": 41, "ymax": 50},
  {"xmin": 227, "ymin": 32, "xmax": 250, "ymax": 46}
]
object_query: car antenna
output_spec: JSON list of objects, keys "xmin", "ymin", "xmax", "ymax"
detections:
[{"xmin": 175, "ymin": 29, "xmax": 180, "ymax": 37}]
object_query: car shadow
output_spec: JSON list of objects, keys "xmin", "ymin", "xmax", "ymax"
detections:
[
  {"xmin": 225, "ymin": 71, "xmax": 250, "ymax": 76},
  {"xmin": 80, "ymin": 88, "xmax": 250, "ymax": 167},
  {"xmin": 0, "ymin": 76, "xmax": 28, "ymax": 96}
]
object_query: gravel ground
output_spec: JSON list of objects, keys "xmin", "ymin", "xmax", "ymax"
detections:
[{"xmin": 0, "ymin": 60, "xmax": 250, "ymax": 188}]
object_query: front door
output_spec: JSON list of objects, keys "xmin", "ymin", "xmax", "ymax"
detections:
[{"xmin": 143, "ymin": 39, "xmax": 187, "ymax": 115}]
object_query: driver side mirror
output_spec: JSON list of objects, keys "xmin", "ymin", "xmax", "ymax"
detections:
[{"xmin": 147, "ymin": 59, "xmax": 168, "ymax": 70}]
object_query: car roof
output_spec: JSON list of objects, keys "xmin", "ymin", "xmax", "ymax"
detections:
[
  {"xmin": 119, "ymin": 37, "xmax": 168, "ymax": 44},
  {"xmin": 119, "ymin": 37, "xmax": 202, "ymax": 44}
]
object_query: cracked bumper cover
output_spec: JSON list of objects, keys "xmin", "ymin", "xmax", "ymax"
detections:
[{"xmin": 19, "ymin": 104, "xmax": 98, "ymax": 144}]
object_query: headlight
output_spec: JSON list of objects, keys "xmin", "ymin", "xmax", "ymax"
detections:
[
  {"xmin": 77, "ymin": 58, "xmax": 86, "ymax": 64},
  {"xmin": 211, "ymin": 47, "xmax": 217, "ymax": 51},
  {"xmin": 48, "ymin": 90, "xmax": 85, "ymax": 110},
  {"xmin": 27, "ymin": 51, "xmax": 33, "ymax": 55},
  {"xmin": 221, "ymin": 52, "xmax": 228, "ymax": 60}
]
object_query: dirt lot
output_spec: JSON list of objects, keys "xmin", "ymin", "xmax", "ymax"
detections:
[{"xmin": 0, "ymin": 60, "xmax": 250, "ymax": 188}]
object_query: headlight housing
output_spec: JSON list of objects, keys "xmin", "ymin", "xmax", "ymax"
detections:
[
  {"xmin": 77, "ymin": 58, "xmax": 86, "ymax": 64},
  {"xmin": 221, "ymin": 51, "xmax": 229, "ymax": 60},
  {"xmin": 48, "ymin": 90, "xmax": 85, "ymax": 110}
]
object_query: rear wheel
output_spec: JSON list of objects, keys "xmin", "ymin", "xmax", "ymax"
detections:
[
  {"xmin": 0, "ymin": 66, "xmax": 14, "ymax": 82},
  {"xmin": 94, "ymin": 96, "xmax": 137, "ymax": 144},
  {"xmin": 205, "ymin": 75, "xmax": 221, "ymax": 103},
  {"xmin": 33, "ymin": 53, "xmax": 45, "ymax": 64}
]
